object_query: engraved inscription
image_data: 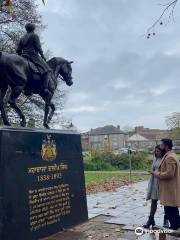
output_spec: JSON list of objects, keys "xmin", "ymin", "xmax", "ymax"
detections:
[{"xmin": 29, "ymin": 184, "xmax": 71, "ymax": 232}]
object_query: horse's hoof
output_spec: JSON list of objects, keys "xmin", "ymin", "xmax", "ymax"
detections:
[
  {"xmin": 24, "ymin": 90, "xmax": 33, "ymax": 97},
  {"xmin": 20, "ymin": 121, "xmax": 26, "ymax": 127},
  {"xmin": 4, "ymin": 122, "xmax": 11, "ymax": 126},
  {"xmin": 44, "ymin": 123, "xmax": 50, "ymax": 129},
  {"xmin": 47, "ymin": 118, "xmax": 52, "ymax": 125}
]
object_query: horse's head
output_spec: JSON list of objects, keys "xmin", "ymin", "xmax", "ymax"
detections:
[
  {"xmin": 48, "ymin": 57, "xmax": 73, "ymax": 86},
  {"xmin": 59, "ymin": 61, "xmax": 73, "ymax": 86}
]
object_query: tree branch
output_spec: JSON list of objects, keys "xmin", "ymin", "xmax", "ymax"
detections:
[
  {"xmin": 0, "ymin": 19, "xmax": 14, "ymax": 24},
  {"xmin": 146, "ymin": 0, "xmax": 179, "ymax": 38}
]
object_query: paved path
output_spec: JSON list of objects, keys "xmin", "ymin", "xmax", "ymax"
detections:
[
  {"xmin": 87, "ymin": 181, "xmax": 180, "ymax": 239},
  {"xmin": 88, "ymin": 181, "xmax": 164, "ymax": 227}
]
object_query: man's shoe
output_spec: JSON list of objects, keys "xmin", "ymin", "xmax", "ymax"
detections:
[{"xmin": 163, "ymin": 215, "xmax": 169, "ymax": 228}]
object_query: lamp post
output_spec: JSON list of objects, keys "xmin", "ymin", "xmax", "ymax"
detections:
[{"xmin": 128, "ymin": 143, "xmax": 132, "ymax": 183}]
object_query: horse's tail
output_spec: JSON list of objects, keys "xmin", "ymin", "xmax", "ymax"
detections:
[{"xmin": 0, "ymin": 52, "xmax": 2, "ymax": 58}]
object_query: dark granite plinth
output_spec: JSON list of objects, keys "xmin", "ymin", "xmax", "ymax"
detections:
[{"xmin": 0, "ymin": 127, "xmax": 88, "ymax": 240}]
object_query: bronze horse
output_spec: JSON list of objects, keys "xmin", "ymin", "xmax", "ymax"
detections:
[{"xmin": 0, "ymin": 52, "xmax": 73, "ymax": 128}]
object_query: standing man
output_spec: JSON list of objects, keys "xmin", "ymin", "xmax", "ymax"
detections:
[{"xmin": 152, "ymin": 139, "xmax": 180, "ymax": 230}]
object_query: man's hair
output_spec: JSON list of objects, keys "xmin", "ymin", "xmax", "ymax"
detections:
[
  {"xmin": 161, "ymin": 138, "xmax": 173, "ymax": 150},
  {"xmin": 25, "ymin": 23, "xmax": 35, "ymax": 32}
]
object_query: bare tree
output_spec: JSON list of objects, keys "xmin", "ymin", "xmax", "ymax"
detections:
[
  {"xmin": 166, "ymin": 112, "xmax": 180, "ymax": 140},
  {"xmin": 0, "ymin": 0, "xmax": 44, "ymax": 53},
  {"xmin": 0, "ymin": 0, "xmax": 42, "ymax": 25},
  {"xmin": 166, "ymin": 112, "xmax": 180, "ymax": 129},
  {"xmin": 147, "ymin": 0, "xmax": 179, "ymax": 38},
  {"xmin": 122, "ymin": 125, "xmax": 134, "ymax": 133}
]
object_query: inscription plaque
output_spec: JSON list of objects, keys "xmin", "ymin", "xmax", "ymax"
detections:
[{"xmin": 0, "ymin": 127, "xmax": 88, "ymax": 240}]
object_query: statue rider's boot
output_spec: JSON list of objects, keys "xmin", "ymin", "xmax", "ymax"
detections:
[
  {"xmin": 143, "ymin": 215, "xmax": 155, "ymax": 229},
  {"xmin": 24, "ymin": 90, "xmax": 33, "ymax": 96}
]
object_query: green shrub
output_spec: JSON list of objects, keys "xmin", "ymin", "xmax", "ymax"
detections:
[
  {"xmin": 131, "ymin": 152, "xmax": 151, "ymax": 170},
  {"xmin": 110, "ymin": 153, "xmax": 130, "ymax": 170},
  {"xmin": 83, "ymin": 150, "xmax": 151, "ymax": 171},
  {"xmin": 84, "ymin": 160, "xmax": 116, "ymax": 171}
]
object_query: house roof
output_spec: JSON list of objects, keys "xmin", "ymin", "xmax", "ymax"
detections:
[
  {"xmin": 128, "ymin": 129, "xmax": 170, "ymax": 140},
  {"xmin": 86, "ymin": 125, "xmax": 124, "ymax": 136},
  {"xmin": 128, "ymin": 133, "xmax": 148, "ymax": 142}
]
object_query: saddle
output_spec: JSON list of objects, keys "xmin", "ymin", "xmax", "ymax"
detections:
[{"xmin": 26, "ymin": 59, "xmax": 40, "ymax": 74}]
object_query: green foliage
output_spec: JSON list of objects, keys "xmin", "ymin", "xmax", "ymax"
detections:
[
  {"xmin": 84, "ymin": 150, "xmax": 151, "ymax": 171},
  {"xmin": 110, "ymin": 153, "xmax": 129, "ymax": 170},
  {"xmin": 131, "ymin": 152, "xmax": 151, "ymax": 170},
  {"xmin": 84, "ymin": 150, "xmax": 117, "ymax": 171},
  {"xmin": 110, "ymin": 152, "xmax": 151, "ymax": 170},
  {"xmin": 84, "ymin": 161, "xmax": 116, "ymax": 171}
]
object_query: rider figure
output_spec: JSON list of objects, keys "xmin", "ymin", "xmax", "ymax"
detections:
[{"xmin": 16, "ymin": 23, "xmax": 51, "ymax": 94}]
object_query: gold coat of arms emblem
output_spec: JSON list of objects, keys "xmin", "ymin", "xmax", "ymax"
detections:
[{"xmin": 41, "ymin": 134, "xmax": 57, "ymax": 161}]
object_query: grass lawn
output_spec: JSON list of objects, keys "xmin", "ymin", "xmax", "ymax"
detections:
[
  {"xmin": 85, "ymin": 171, "xmax": 149, "ymax": 188},
  {"xmin": 176, "ymin": 153, "xmax": 180, "ymax": 160}
]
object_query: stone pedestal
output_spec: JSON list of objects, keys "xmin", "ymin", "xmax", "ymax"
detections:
[{"xmin": 0, "ymin": 127, "xmax": 88, "ymax": 240}]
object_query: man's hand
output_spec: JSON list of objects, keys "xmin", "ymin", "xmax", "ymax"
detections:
[{"xmin": 151, "ymin": 171, "xmax": 159, "ymax": 177}]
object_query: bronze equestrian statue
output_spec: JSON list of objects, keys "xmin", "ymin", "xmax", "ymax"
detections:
[{"xmin": 0, "ymin": 23, "xmax": 73, "ymax": 129}]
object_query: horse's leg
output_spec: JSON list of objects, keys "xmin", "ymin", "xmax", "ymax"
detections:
[
  {"xmin": 39, "ymin": 93, "xmax": 52, "ymax": 129},
  {"xmin": 47, "ymin": 102, "xmax": 55, "ymax": 124},
  {"xmin": 43, "ymin": 100, "xmax": 50, "ymax": 129},
  {"xmin": 8, "ymin": 87, "xmax": 26, "ymax": 127},
  {"xmin": 0, "ymin": 86, "xmax": 10, "ymax": 126}
]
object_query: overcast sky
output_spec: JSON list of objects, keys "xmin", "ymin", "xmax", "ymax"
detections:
[{"xmin": 38, "ymin": 0, "xmax": 180, "ymax": 131}]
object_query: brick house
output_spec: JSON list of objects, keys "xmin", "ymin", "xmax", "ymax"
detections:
[
  {"xmin": 126, "ymin": 126, "xmax": 170, "ymax": 151},
  {"xmin": 81, "ymin": 125, "xmax": 126, "ymax": 152}
]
